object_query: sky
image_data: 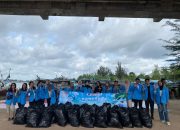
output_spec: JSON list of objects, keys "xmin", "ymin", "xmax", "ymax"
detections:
[{"xmin": 0, "ymin": 15, "xmax": 175, "ymax": 80}]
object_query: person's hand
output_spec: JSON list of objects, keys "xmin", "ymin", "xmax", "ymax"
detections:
[{"xmin": 134, "ymin": 83, "xmax": 137, "ymax": 87}]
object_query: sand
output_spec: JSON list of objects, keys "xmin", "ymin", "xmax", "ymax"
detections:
[{"xmin": 0, "ymin": 100, "xmax": 180, "ymax": 130}]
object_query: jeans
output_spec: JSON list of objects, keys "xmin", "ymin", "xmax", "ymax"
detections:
[
  {"xmin": 145, "ymin": 99, "xmax": 154, "ymax": 118},
  {"xmin": 158, "ymin": 104, "xmax": 170, "ymax": 122},
  {"xmin": 47, "ymin": 98, "xmax": 51, "ymax": 107},
  {"xmin": 132, "ymin": 99, "xmax": 142, "ymax": 108}
]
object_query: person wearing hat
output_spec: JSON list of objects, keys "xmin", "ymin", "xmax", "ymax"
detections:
[
  {"xmin": 143, "ymin": 78, "xmax": 155, "ymax": 119},
  {"xmin": 129, "ymin": 78, "xmax": 143, "ymax": 108}
]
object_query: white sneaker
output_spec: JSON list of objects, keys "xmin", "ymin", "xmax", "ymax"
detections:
[
  {"xmin": 161, "ymin": 120, "xmax": 165, "ymax": 124},
  {"xmin": 166, "ymin": 122, "xmax": 171, "ymax": 126}
]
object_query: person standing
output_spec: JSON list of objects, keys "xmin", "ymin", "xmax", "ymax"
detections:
[
  {"xmin": 81, "ymin": 81, "xmax": 92, "ymax": 93},
  {"xmin": 112, "ymin": 80, "xmax": 126, "ymax": 94},
  {"xmin": 5, "ymin": 83, "xmax": 17, "ymax": 120},
  {"xmin": 17, "ymin": 83, "xmax": 28, "ymax": 108},
  {"xmin": 125, "ymin": 80, "xmax": 132, "ymax": 108},
  {"xmin": 27, "ymin": 81, "xmax": 37, "ymax": 107},
  {"xmin": 102, "ymin": 81, "xmax": 113, "ymax": 93},
  {"xmin": 94, "ymin": 81, "xmax": 103, "ymax": 93},
  {"xmin": 129, "ymin": 78, "xmax": 143, "ymax": 108},
  {"xmin": 45, "ymin": 80, "xmax": 56, "ymax": 106},
  {"xmin": 143, "ymin": 78, "xmax": 155, "ymax": 119},
  {"xmin": 36, "ymin": 81, "xmax": 48, "ymax": 106},
  {"xmin": 155, "ymin": 79, "xmax": 171, "ymax": 125}
]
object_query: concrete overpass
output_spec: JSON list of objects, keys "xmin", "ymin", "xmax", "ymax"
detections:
[{"xmin": 0, "ymin": 0, "xmax": 180, "ymax": 22}]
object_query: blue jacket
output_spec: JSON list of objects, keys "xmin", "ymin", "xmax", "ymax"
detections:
[
  {"xmin": 112, "ymin": 85, "xmax": 126, "ymax": 94},
  {"xmin": 80, "ymin": 86, "xmax": 92, "ymax": 93},
  {"xmin": 129, "ymin": 83, "xmax": 143, "ymax": 100},
  {"xmin": 50, "ymin": 89, "xmax": 56, "ymax": 105},
  {"xmin": 155, "ymin": 86, "xmax": 169, "ymax": 105},
  {"xmin": 17, "ymin": 90, "xmax": 27, "ymax": 105},
  {"xmin": 37, "ymin": 85, "xmax": 48, "ymax": 100},
  {"xmin": 143, "ymin": 84, "xmax": 154, "ymax": 101},
  {"xmin": 102, "ymin": 86, "xmax": 113, "ymax": 93},
  {"xmin": 63, "ymin": 87, "xmax": 74, "ymax": 92},
  {"xmin": 5, "ymin": 91, "xmax": 17, "ymax": 105},
  {"xmin": 28, "ymin": 88, "xmax": 37, "ymax": 102}
]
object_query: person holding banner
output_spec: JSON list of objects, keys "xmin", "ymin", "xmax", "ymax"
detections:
[
  {"xmin": 129, "ymin": 78, "xmax": 143, "ymax": 108},
  {"xmin": 76, "ymin": 80, "xmax": 84, "ymax": 92},
  {"xmin": 94, "ymin": 81, "xmax": 103, "ymax": 93},
  {"xmin": 81, "ymin": 81, "xmax": 92, "ymax": 93},
  {"xmin": 102, "ymin": 81, "xmax": 113, "ymax": 93},
  {"xmin": 113, "ymin": 80, "xmax": 126, "ymax": 94},
  {"xmin": 63, "ymin": 82, "xmax": 75, "ymax": 92}
]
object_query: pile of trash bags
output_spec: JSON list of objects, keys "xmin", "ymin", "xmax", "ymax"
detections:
[{"xmin": 13, "ymin": 102, "xmax": 152, "ymax": 128}]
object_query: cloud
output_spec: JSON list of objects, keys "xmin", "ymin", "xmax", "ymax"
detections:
[{"xmin": 0, "ymin": 15, "xmax": 174, "ymax": 80}]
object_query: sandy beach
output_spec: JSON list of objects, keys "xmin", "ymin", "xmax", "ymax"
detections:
[{"xmin": 0, "ymin": 100, "xmax": 180, "ymax": 130}]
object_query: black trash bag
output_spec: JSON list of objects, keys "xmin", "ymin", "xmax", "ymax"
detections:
[
  {"xmin": 107, "ymin": 105, "xmax": 123, "ymax": 128},
  {"xmin": 39, "ymin": 107, "xmax": 54, "ymax": 127},
  {"xmin": 94, "ymin": 105, "xmax": 108, "ymax": 128},
  {"xmin": 139, "ymin": 108, "xmax": 152, "ymax": 128},
  {"xmin": 67, "ymin": 104, "xmax": 80, "ymax": 127},
  {"xmin": 13, "ymin": 107, "xmax": 27, "ymax": 125},
  {"xmin": 129, "ymin": 107, "xmax": 142, "ymax": 128},
  {"xmin": 64, "ymin": 102, "xmax": 72, "ymax": 112},
  {"xmin": 103, "ymin": 103, "xmax": 111, "ymax": 110},
  {"xmin": 117, "ymin": 107, "xmax": 133, "ymax": 128},
  {"xmin": 80, "ymin": 104, "xmax": 95, "ymax": 128},
  {"xmin": 54, "ymin": 104, "xmax": 67, "ymax": 126},
  {"xmin": 26, "ymin": 107, "xmax": 41, "ymax": 127}
]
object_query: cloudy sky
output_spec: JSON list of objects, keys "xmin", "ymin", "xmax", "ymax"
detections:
[{"xmin": 0, "ymin": 15, "xmax": 174, "ymax": 80}]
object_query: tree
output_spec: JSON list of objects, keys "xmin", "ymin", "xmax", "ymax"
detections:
[
  {"xmin": 161, "ymin": 67, "xmax": 170, "ymax": 79},
  {"xmin": 151, "ymin": 65, "xmax": 161, "ymax": 80},
  {"xmin": 138, "ymin": 73, "xmax": 145, "ymax": 79},
  {"xmin": 115, "ymin": 62, "xmax": 127, "ymax": 80},
  {"xmin": 97, "ymin": 66, "xmax": 112, "ymax": 77},
  {"xmin": 162, "ymin": 20, "xmax": 180, "ymax": 69},
  {"xmin": 128, "ymin": 72, "xmax": 136, "ymax": 82}
]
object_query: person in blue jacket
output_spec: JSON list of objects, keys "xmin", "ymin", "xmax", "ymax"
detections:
[
  {"xmin": 112, "ymin": 80, "xmax": 126, "ymax": 94},
  {"xmin": 5, "ymin": 83, "xmax": 17, "ymax": 120},
  {"xmin": 81, "ymin": 81, "xmax": 93, "ymax": 93},
  {"xmin": 143, "ymin": 78, "xmax": 155, "ymax": 119},
  {"xmin": 45, "ymin": 80, "xmax": 56, "ymax": 106},
  {"xmin": 94, "ymin": 81, "xmax": 103, "ymax": 93},
  {"xmin": 27, "ymin": 81, "xmax": 37, "ymax": 107},
  {"xmin": 125, "ymin": 80, "xmax": 132, "ymax": 108},
  {"xmin": 155, "ymin": 79, "xmax": 171, "ymax": 126},
  {"xmin": 36, "ymin": 81, "xmax": 48, "ymax": 106},
  {"xmin": 76, "ymin": 80, "xmax": 84, "ymax": 92},
  {"xmin": 102, "ymin": 81, "xmax": 113, "ymax": 93},
  {"xmin": 17, "ymin": 83, "xmax": 28, "ymax": 108},
  {"xmin": 129, "ymin": 78, "xmax": 143, "ymax": 108}
]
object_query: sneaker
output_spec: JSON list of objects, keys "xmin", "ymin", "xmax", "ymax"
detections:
[
  {"xmin": 166, "ymin": 122, "xmax": 171, "ymax": 126},
  {"xmin": 8, "ymin": 118, "xmax": 11, "ymax": 121},
  {"xmin": 11, "ymin": 117, "xmax": 14, "ymax": 120},
  {"xmin": 161, "ymin": 120, "xmax": 165, "ymax": 124}
]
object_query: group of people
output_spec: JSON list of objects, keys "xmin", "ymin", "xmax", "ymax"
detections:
[{"xmin": 5, "ymin": 78, "xmax": 170, "ymax": 125}]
